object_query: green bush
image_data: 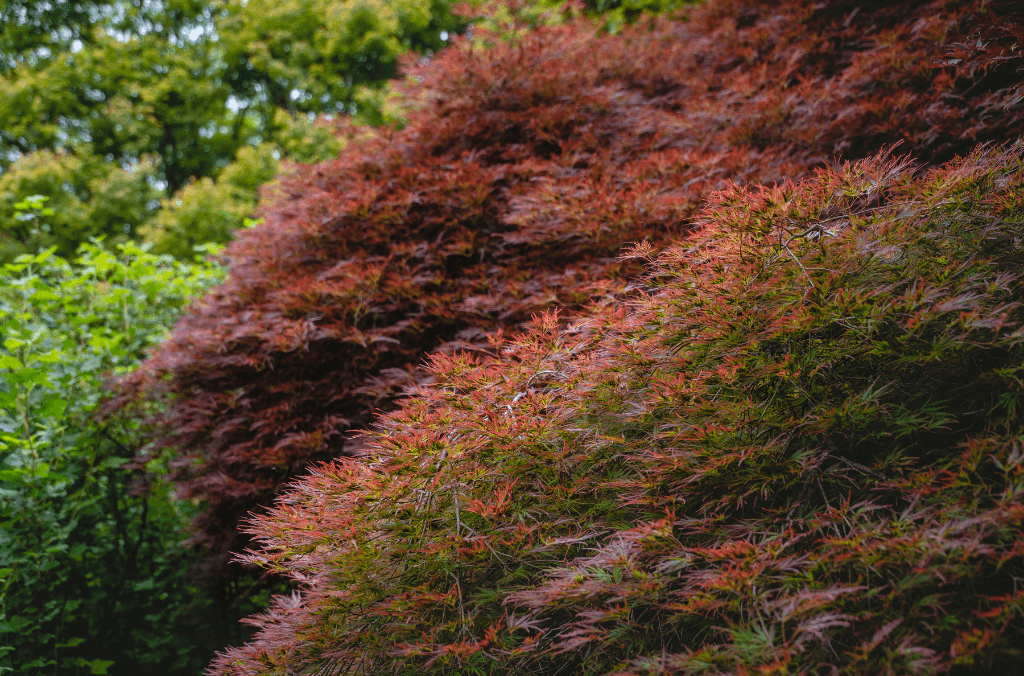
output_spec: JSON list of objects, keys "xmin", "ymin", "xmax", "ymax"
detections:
[{"xmin": 0, "ymin": 239, "xmax": 227, "ymax": 675}]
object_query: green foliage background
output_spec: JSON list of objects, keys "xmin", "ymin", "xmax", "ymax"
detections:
[
  {"xmin": 0, "ymin": 221, "xmax": 226, "ymax": 674},
  {"xmin": 0, "ymin": 0, "xmax": 462, "ymax": 260}
]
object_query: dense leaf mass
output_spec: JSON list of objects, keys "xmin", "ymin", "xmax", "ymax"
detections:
[
  {"xmin": 121, "ymin": 0, "xmax": 1024, "ymax": 555},
  {"xmin": 0, "ymin": 243, "xmax": 227, "ymax": 675},
  {"xmin": 213, "ymin": 143, "xmax": 1024, "ymax": 675}
]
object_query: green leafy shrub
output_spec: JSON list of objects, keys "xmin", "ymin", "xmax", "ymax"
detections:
[
  {"xmin": 0, "ymin": 241, "xmax": 227, "ymax": 675},
  {"xmin": 214, "ymin": 144, "xmax": 1024, "ymax": 675}
]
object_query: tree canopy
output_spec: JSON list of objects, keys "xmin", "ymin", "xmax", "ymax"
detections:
[{"xmin": 0, "ymin": 0, "xmax": 464, "ymax": 259}]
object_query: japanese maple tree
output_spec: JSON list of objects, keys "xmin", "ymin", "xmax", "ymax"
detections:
[{"xmin": 120, "ymin": 0, "xmax": 1024, "ymax": 570}]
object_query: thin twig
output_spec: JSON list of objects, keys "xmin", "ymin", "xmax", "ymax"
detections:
[{"xmin": 834, "ymin": 454, "xmax": 886, "ymax": 480}]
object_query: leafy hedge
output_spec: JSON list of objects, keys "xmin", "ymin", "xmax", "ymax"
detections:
[
  {"xmin": 119, "ymin": 0, "xmax": 1024, "ymax": 559},
  {"xmin": 0, "ymin": 241, "xmax": 228, "ymax": 675},
  {"xmin": 214, "ymin": 143, "xmax": 1024, "ymax": 675}
]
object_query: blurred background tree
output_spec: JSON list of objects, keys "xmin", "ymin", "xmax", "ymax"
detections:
[{"xmin": 0, "ymin": 0, "xmax": 463, "ymax": 260}]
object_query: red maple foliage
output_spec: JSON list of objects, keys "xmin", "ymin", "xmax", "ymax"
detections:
[
  {"xmin": 118, "ymin": 0, "xmax": 1024, "ymax": 559},
  {"xmin": 211, "ymin": 143, "xmax": 1024, "ymax": 675}
]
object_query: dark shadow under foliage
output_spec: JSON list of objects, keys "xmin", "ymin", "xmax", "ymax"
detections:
[{"xmin": 118, "ymin": 0, "xmax": 1024, "ymax": 569}]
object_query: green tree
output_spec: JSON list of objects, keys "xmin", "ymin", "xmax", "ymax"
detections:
[
  {"xmin": 0, "ymin": 0, "xmax": 241, "ymax": 258},
  {"xmin": 217, "ymin": 0, "xmax": 462, "ymax": 122},
  {"xmin": 0, "ymin": 0, "xmax": 225, "ymax": 189},
  {"xmin": 0, "ymin": 0, "xmax": 463, "ymax": 259},
  {"xmin": 0, "ymin": 151, "xmax": 157, "ymax": 260},
  {"xmin": 141, "ymin": 113, "xmax": 345, "ymax": 259}
]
